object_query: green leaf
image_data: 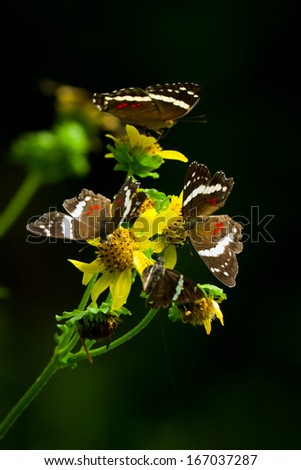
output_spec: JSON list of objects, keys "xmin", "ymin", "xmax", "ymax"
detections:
[
  {"xmin": 198, "ymin": 284, "xmax": 227, "ymax": 302},
  {"xmin": 168, "ymin": 304, "xmax": 182, "ymax": 323},
  {"xmin": 139, "ymin": 153, "xmax": 163, "ymax": 170},
  {"xmin": 144, "ymin": 188, "xmax": 170, "ymax": 211}
]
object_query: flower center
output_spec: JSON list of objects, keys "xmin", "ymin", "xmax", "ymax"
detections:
[
  {"xmin": 98, "ymin": 226, "xmax": 135, "ymax": 272},
  {"xmin": 182, "ymin": 298, "xmax": 224, "ymax": 329},
  {"xmin": 184, "ymin": 299, "xmax": 214, "ymax": 325},
  {"xmin": 135, "ymin": 197, "xmax": 154, "ymax": 216},
  {"xmin": 148, "ymin": 142, "xmax": 162, "ymax": 155}
]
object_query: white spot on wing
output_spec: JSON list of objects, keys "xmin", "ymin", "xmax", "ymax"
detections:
[
  {"xmin": 172, "ymin": 274, "xmax": 184, "ymax": 302},
  {"xmin": 148, "ymin": 93, "xmax": 190, "ymax": 110},
  {"xmin": 108, "ymin": 95, "xmax": 151, "ymax": 102},
  {"xmin": 183, "ymin": 183, "xmax": 222, "ymax": 207},
  {"xmin": 61, "ymin": 216, "xmax": 74, "ymax": 239},
  {"xmin": 119, "ymin": 189, "xmax": 132, "ymax": 224},
  {"xmin": 71, "ymin": 201, "xmax": 86, "ymax": 219},
  {"xmin": 199, "ymin": 234, "xmax": 233, "ymax": 257}
]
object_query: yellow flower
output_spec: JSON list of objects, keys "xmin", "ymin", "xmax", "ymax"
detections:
[
  {"xmin": 68, "ymin": 209, "xmax": 166, "ymax": 310},
  {"xmin": 168, "ymin": 193, "xmax": 183, "ymax": 214},
  {"xmin": 180, "ymin": 298, "xmax": 224, "ymax": 334},
  {"xmin": 149, "ymin": 192, "xmax": 188, "ymax": 269},
  {"xmin": 105, "ymin": 125, "xmax": 188, "ymax": 178}
]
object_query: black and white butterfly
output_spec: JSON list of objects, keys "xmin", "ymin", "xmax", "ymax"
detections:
[
  {"xmin": 93, "ymin": 82, "xmax": 201, "ymax": 131},
  {"xmin": 142, "ymin": 259, "xmax": 204, "ymax": 309},
  {"xmin": 26, "ymin": 178, "xmax": 147, "ymax": 240},
  {"xmin": 181, "ymin": 162, "xmax": 243, "ymax": 287}
]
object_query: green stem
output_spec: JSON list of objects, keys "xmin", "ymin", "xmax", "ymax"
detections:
[
  {"xmin": 0, "ymin": 171, "xmax": 42, "ymax": 239},
  {"xmin": 0, "ymin": 268, "xmax": 158, "ymax": 439},
  {"xmin": 78, "ymin": 274, "xmax": 98, "ymax": 310},
  {"xmin": 55, "ymin": 273, "xmax": 99, "ymax": 356},
  {"xmin": 0, "ymin": 274, "xmax": 99, "ymax": 440},
  {"xmin": 0, "ymin": 354, "xmax": 60, "ymax": 440}
]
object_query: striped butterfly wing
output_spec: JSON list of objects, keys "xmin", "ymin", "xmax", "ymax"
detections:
[
  {"xmin": 93, "ymin": 82, "xmax": 201, "ymax": 130},
  {"xmin": 27, "ymin": 189, "xmax": 111, "ymax": 240},
  {"xmin": 182, "ymin": 162, "xmax": 243, "ymax": 287},
  {"xmin": 142, "ymin": 261, "xmax": 204, "ymax": 309}
]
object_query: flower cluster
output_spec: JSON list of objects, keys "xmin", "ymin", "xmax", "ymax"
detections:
[
  {"xmin": 66, "ymin": 124, "xmax": 230, "ymax": 341},
  {"xmin": 26, "ymin": 87, "xmax": 242, "ymax": 363}
]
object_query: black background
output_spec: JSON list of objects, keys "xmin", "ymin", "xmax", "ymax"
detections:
[{"xmin": 0, "ymin": 0, "xmax": 300, "ymax": 450}]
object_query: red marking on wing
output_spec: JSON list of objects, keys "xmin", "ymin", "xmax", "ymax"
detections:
[
  {"xmin": 205, "ymin": 197, "xmax": 217, "ymax": 205},
  {"xmin": 84, "ymin": 205, "xmax": 102, "ymax": 216},
  {"xmin": 130, "ymin": 103, "xmax": 141, "ymax": 108},
  {"xmin": 213, "ymin": 221, "xmax": 223, "ymax": 235},
  {"xmin": 116, "ymin": 102, "xmax": 128, "ymax": 109}
]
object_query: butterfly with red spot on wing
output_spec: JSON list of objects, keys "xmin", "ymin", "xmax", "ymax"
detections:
[
  {"xmin": 92, "ymin": 82, "xmax": 202, "ymax": 131},
  {"xmin": 26, "ymin": 177, "xmax": 147, "ymax": 241},
  {"xmin": 181, "ymin": 162, "xmax": 243, "ymax": 287},
  {"xmin": 142, "ymin": 258, "xmax": 204, "ymax": 309}
]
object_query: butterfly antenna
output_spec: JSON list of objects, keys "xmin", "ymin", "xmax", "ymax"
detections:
[{"xmin": 180, "ymin": 114, "xmax": 207, "ymax": 124}]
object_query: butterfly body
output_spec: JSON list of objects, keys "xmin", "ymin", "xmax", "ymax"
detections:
[{"xmin": 93, "ymin": 82, "xmax": 201, "ymax": 130}]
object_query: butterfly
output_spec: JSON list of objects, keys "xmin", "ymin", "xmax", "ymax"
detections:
[
  {"xmin": 142, "ymin": 259, "xmax": 204, "ymax": 309},
  {"xmin": 181, "ymin": 162, "xmax": 243, "ymax": 287},
  {"xmin": 93, "ymin": 82, "xmax": 201, "ymax": 131},
  {"xmin": 26, "ymin": 178, "xmax": 147, "ymax": 240}
]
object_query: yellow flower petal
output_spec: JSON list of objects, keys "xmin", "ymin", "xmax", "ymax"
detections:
[
  {"xmin": 203, "ymin": 318, "xmax": 212, "ymax": 335},
  {"xmin": 169, "ymin": 194, "xmax": 183, "ymax": 214},
  {"xmin": 154, "ymin": 209, "xmax": 178, "ymax": 234},
  {"xmin": 203, "ymin": 299, "xmax": 224, "ymax": 334},
  {"xmin": 110, "ymin": 268, "xmax": 132, "ymax": 309},
  {"xmin": 125, "ymin": 125, "xmax": 141, "ymax": 147},
  {"xmin": 211, "ymin": 300, "xmax": 224, "ymax": 326},
  {"xmin": 104, "ymin": 152, "xmax": 115, "ymax": 159},
  {"xmin": 133, "ymin": 250, "xmax": 154, "ymax": 275},
  {"xmin": 68, "ymin": 259, "xmax": 104, "ymax": 274},
  {"xmin": 86, "ymin": 238, "xmax": 101, "ymax": 247},
  {"xmin": 91, "ymin": 271, "xmax": 114, "ymax": 302},
  {"xmin": 105, "ymin": 133, "xmax": 119, "ymax": 143},
  {"xmin": 158, "ymin": 150, "xmax": 188, "ymax": 162},
  {"xmin": 163, "ymin": 245, "xmax": 177, "ymax": 269},
  {"xmin": 82, "ymin": 271, "xmax": 94, "ymax": 285},
  {"xmin": 137, "ymin": 237, "xmax": 164, "ymax": 253},
  {"xmin": 133, "ymin": 208, "xmax": 158, "ymax": 240},
  {"xmin": 125, "ymin": 124, "xmax": 157, "ymax": 149}
]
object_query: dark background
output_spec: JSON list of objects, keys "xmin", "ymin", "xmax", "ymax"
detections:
[{"xmin": 1, "ymin": 0, "xmax": 299, "ymax": 450}]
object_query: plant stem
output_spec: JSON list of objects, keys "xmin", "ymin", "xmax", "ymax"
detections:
[
  {"xmin": 0, "ymin": 275, "xmax": 158, "ymax": 440},
  {"xmin": 0, "ymin": 171, "xmax": 42, "ymax": 239},
  {"xmin": 0, "ymin": 354, "xmax": 60, "ymax": 440},
  {"xmin": 78, "ymin": 273, "xmax": 98, "ymax": 310},
  {"xmin": 0, "ymin": 274, "xmax": 99, "ymax": 440},
  {"xmin": 55, "ymin": 273, "xmax": 99, "ymax": 357}
]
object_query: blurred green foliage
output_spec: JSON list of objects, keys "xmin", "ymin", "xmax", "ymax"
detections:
[{"xmin": 11, "ymin": 121, "xmax": 90, "ymax": 182}]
